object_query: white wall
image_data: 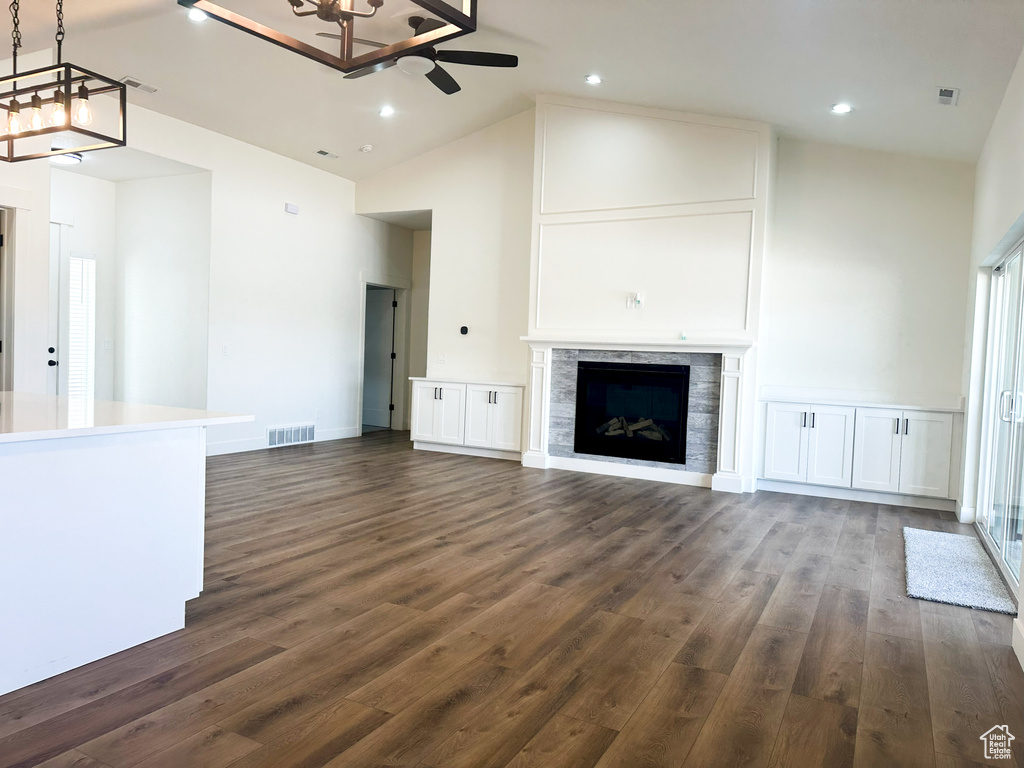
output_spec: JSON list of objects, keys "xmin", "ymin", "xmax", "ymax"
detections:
[
  {"xmin": 50, "ymin": 170, "xmax": 118, "ymax": 400},
  {"xmin": 529, "ymin": 98, "xmax": 773, "ymax": 345},
  {"xmin": 8, "ymin": 101, "xmax": 413, "ymax": 454},
  {"xmin": 115, "ymin": 173, "xmax": 212, "ymax": 410},
  {"xmin": 356, "ymin": 111, "xmax": 534, "ymax": 386},
  {"xmin": 761, "ymin": 138, "xmax": 975, "ymax": 407}
]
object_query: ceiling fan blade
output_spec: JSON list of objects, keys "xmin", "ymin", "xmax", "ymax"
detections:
[
  {"xmin": 435, "ymin": 50, "xmax": 519, "ymax": 68},
  {"xmin": 343, "ymin": 59, "xmax": 397, "ymax": 80},
  {"xmin": 415, "ymin": 17, "xmax": 447, "ymax": 36},
  {"xmin": 425, "ymin": 64, "xmax": 461, "ymax": 95},
  {"xmin": 316, "ymin": 32, "xmax": 387, "ymax": 48}
]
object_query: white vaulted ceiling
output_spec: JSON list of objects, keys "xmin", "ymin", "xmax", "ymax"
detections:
[{"xmin": 11, "ymin": 0, "xmax": 1024, "ymax": 179}]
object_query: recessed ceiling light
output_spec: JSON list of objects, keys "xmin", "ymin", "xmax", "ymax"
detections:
[
  {"xmin": 188, "ymin": 7, "xmax": 208, "ymax": 22},
  {"xmin": 831, "ymin": 103, "xmax": 853, "ymax": 115},
  {"xmin": 379, "ymin": 105, "xmax": 395, "ymax": 118},
  {"xmin": 360, "ymin": 144, "xmax": 373, "ymax": 153},
  {"xmin": 585, "ymin": 74, "xmax": 602, "ymax": 85},
  {"xmin": 50, "ymin": 152, "xmax": 83, "ymax": 166}
]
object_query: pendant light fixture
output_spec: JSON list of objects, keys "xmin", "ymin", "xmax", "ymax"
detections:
[
  {"xmin": 0, "ymin": 0, "xmax": 126, "ymax": 162},
  {"xmin": 177, "ymin": 0, "xmax": 476, "ymax": 76}
]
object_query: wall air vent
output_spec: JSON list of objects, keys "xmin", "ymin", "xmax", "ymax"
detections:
[
  {"xmin": 267, "ymin": 424, "xmax": 316, "ymax": 448},
  {"xmin": 119, "ymin": 76, "xmax": 158, "ymax": 94},
  {"xmin": 937, "ymin": 87, "xmax": 960, "ymax": 106}
]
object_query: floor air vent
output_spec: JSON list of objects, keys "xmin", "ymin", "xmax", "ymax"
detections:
[{"xmin": 267, "ymin": 424, "xmax": 315, "ymax": 448}]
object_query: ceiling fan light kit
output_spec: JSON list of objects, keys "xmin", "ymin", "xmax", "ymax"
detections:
[
  {"xmin": 0, "ymin": 0, "xmax": 126, "ymax": 163},
  {"xmin": 177, "ymin": 0, "xmax": 477, "ymax": 74}
]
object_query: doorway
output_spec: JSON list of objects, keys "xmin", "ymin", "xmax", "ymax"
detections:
[
  {"xmin": 362, "ymin": 285, "xmax": 397, "ymax": 432},
  {"xmin": 979, "ymin": 244, "xmax": 1024, "ymax": 587}
]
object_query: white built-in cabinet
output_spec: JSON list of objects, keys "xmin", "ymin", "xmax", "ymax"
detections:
[
  {"xmin": 465, "ymin": 385, "xmax": 523, "ymax": 452},
  {"xmin": 412, "ymin": 379, "xmax": 523, "ymax": 455},
  {"xmin": 763, "ymin": 403, "xmax": 855, "ymax": 488},
  {"xmin": 852, "ymin": 408, "xmax": 953, "ymax": 498},
  {"xmin": 411, "ymin": 382, "xmax": 466, "ymax": 446},
  {"xmin": 764, "ymin": 401, "xmax": 955, "ymax": 499}
]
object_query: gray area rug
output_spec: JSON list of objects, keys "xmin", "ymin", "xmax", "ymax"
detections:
[{"xmin": 904, "ymin": 527, "xmax": 1017, "ymax": 615}]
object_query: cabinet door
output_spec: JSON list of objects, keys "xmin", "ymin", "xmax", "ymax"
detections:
[
  {"xmin": 464, "ymin": 386, "xmax": 493, "ymax": 448},
  {"xmin": 435, "ymin": 385, "xmax": 467, "ymax": 445},
  {"xmin": 763, "ymin": 402, "xmax": 809, "ymax": 482},
  {"xmin": 410, "ymin": 382, "xmax": 439, "ymax": 442},
  {"xmin": 898, "ymin": 411, "xmax": 953, "ymax": 498},
  {"xmin": 806, "ymin": 406, "xmax": 856, "ymax": 488},
  {"xmin": 490, "ymin": 387, "xmax": 523, "ymax": 452},
  {"xmin": 852, "ymin": 408, "xmax": 903, "ymax": 493}
]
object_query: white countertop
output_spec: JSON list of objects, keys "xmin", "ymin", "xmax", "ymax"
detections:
[
  {"xmin": 409, "ymin": 377, "xmax": 526, "ymax": 389},
  {"xmin": 0, "ymin": 392, "xmax": 253, "ymax": 444}
]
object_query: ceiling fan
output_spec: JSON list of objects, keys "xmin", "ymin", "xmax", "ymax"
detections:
[{"xmin": 317, "ymin": 15, "xmax": 518, "ymax": 95}]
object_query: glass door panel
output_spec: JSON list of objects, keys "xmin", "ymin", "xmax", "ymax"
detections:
[{"xmin": 988, "ymin": 252, "xmax": 1021, "ymax": 551}]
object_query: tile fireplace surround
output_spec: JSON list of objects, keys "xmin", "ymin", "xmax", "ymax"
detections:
[
  {"xmin": 522, "ymin": 342, "xmax": 751, "ymax": 492},
  {"xmin": 548, "ymin": 349, "xmax": 720, "ymax": 475}
]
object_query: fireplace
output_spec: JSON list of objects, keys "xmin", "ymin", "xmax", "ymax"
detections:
[{"xmin": 574, "ymin": 361, "xmax": 690, "ymax": 464}]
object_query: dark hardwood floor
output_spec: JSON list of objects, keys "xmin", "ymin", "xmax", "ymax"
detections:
[{"xmin": 2, "ymin": 430, "xmax": 1022, "ymax": 768}]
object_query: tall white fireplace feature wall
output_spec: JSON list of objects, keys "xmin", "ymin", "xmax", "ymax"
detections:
[{"xmin": 521, "ymin": 96, "xmax": 773, "ymax": 491}]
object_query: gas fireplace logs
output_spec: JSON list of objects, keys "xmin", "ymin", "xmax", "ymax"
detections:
[{"xmin": 596, "ymin": 417, "xmax": 670, "ymax": 441}]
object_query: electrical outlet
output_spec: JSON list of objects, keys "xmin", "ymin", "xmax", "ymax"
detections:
[
  {"xmin": 103, "ymin": 339, "xmax": 112, "ymax": 351},
  {"xmin": 437, "ymin": 353, "xmax": 447, "ymax": 364},
  {"xmin": 221, "ymin": 344, "xmax": 230, "ymax": 357}
]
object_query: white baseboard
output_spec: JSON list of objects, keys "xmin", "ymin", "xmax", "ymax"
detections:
[
  {"xmin": 957, "ymin": 505, "xmax": 977, "ymax": 525},
  {"xmin": 756, "ymin": 479, "xmax": 956, "ymax": 512},
  {"xmin": 541, "ymin": 455, "xmax": 712, "ymax": 488},
  {"xmin": 522, "ymin": 451, "xmax": 550, "ymax": 469},
  {"xmin": 413, "ymin": 442, "xmax": 521, "ymax": 462},
  {"xmin": 711, "ymin": 473, "xmax": 745, "ymax": 494},
  {"xmin": 1014, "ymin": 619, "xmax": 1024, "ymax": 673},
  {"xmin": 207, "ymin": 427, "xmax": 360, "ymax": 456}
]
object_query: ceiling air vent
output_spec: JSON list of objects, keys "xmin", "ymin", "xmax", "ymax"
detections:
[
  {"xmin": 937, "ymin": 87, "xmax": 960, "ymax": 106},
  {"xmin": 315, "ymin": 149, "xmax": 339, "ymax": 159},
  {"xmin": 119, "ymin": 76, "xmax": 158, "ymax": 94}
]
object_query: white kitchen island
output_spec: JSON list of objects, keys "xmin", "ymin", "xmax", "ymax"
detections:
[{"xmin": 0, "ymin": 392, "xmax": 252, "ymax": 696}]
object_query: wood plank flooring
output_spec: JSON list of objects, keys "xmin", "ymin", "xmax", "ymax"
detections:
[{"xmin": 2, "ymin": 430, "xmax": 1021, "ymax": 768}]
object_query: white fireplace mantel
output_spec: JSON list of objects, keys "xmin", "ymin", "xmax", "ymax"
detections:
[{"xmin": 521, "ymin": 340, "xmax": 756, "ymax": 494}]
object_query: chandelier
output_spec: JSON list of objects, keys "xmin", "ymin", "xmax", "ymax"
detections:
[
  {"xmin": 177, "ymin": 0, "xmax": 476, "ymax": 75},
  {"xmin": 0, "ymin": 0, "xmax": 126, "ymax": 163}
]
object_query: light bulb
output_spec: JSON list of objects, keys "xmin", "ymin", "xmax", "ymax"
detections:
[
  {"xmin": 7, "ymin": 99, "xmax": 22, "ymax": 136},
  {"xmin": 188, "ymin": 7, "xmax": 208, "ymax": 22},
  {"xmin": 28, "ymin": 94, "xmax": 43, "ymax": 132},
  {"xmin": 74, "ymin": 85, "xmax": 92, "ymax": 126},
  {"xmin": 50, "ymin": 90, "xmax": 67, "ymax": 126}
]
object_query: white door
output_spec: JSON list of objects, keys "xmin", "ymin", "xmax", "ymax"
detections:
[
  {"xmin": 435, "ymin": 384, "xmax": 466, "ymax": 445},
  {"xmin": 806, "ymin": 405, "xmax": 855, "ymax": 488},
  {"xmin": 490, "ymin": 387, "xmax": 523, "ymax": 452},
  {"xmin": 464, "ymin": 385, "xmax": 493, "ymax": 448},
  {"xmin": 411, "ymin": 382, "xmax": 439, "ymax": 442},
  {"xmin": 47, "ymin": 222, "xmax": 64, "ymax": 395},
  {"xmin": 852, "ymin": 408, "xmax": 903, "ymax": 493},
  {"xmin": 899, "ymin": 411, "xmax": 953, "ymax": 498},
  {"xmin": 763, "ymin": 402, "xmax": 809, "ymax": 482}
]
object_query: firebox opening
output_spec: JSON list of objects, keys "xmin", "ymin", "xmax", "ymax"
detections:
[{"xmin": 573, "ymin": 361, "xmax": 690, "ymax": 464}]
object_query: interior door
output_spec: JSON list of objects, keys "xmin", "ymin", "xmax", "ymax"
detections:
[
  {"xmin": 763, "ymin": 402, "xmax": 808, "ymax": 482},
  {"xmin": 47, "ymin": 223, "xmax": 63, "ymax": 395},
  {"xmin": 898, "ymin": 412, "xmax": 953, "ymax": 499},
  {"xmin": 852, "ymin": 408, "xmax": 903, "ymax": 493},
  {"xmin": 805, "ymin": 405, "xmax": 855, "ymax": 488}
]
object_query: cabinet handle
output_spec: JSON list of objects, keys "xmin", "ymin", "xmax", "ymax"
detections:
[
  {"xmin": 894, "ymin": 418, "xmax": 900, "ymax": 435},
  {"xmin": 904, "ymin": 418, "xmax": 909, "ymax": 435},
  {"xmin": 488, "ymin": 391, "xmax": 492, "ymax": 404},
  {"xmin": 811, "ymin": 412, "xmax": 816, "ymax": 429},
  {"xmin": 493, "ymin": 391, "xmax": 498, "ymax": 405},
  {"xmin": 802, "ymin": 412, "xmax": 807, "ymax": 428},
  {"xmin": 439, "ymin": 388, "xmax": 443, "ymax": 401}
]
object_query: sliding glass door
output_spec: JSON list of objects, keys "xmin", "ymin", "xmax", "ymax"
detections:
[{"xmin": 982, "ymin": 247, "xmax": 1024, "ymax": 584}]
